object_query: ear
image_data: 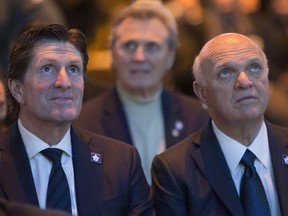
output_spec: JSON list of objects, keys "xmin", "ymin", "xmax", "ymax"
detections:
[
  {"xmin": 8, "ymin": 78, "xmax": 25, "ymax": 104},
  {"xmin": 193, "ymin": 81, "xmax": 209, "ymax": 107}
]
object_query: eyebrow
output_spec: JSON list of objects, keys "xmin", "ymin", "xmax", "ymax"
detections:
[
  {"xmin": 37, "ymin": 58, "xmax": 82, "ymax": 64},
  {"xmin": 216, "ymin": 57, "xmax": 263, "ymax": 68}
]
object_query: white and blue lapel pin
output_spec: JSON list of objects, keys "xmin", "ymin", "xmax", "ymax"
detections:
[
  {"xmin": 91, "ymin": 152, "xmax": 101, "ymax": 164},
  {"xmin": 282, "ymin": 154, "xmax": 288, "ymax": 166}
]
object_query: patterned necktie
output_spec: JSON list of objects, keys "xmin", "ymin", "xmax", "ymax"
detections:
[
  {"xmin": 41, "ymin": 148, "xmax": 71, "ymax": 213},
  {"xmin": 240, "ymin": 149, "xmax": 271, "ymax": 216}
]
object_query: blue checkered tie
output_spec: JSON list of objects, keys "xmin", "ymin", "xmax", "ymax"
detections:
[
  {"xmin": 240, "ymin": 150, "xmax": 271, "ymax": 216},
  {"xmin": 41, "ymin": 148, "xmax": 71, "ymax": 213}
]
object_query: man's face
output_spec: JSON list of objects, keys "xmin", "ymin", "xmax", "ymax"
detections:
[
  {"xmin": 111, "ymin": 17, "xmax": 175, "ymax": 95},
  {"xmin": 196, "ymin": 36, "xmax": 269, "ymax": 124},
  {"xmin": 10, "ymin": 41, "xmax": 84, "ymax": 126}
]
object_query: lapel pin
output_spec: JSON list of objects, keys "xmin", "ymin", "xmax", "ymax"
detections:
[
  {"xmin": 91, "ymin": 152, "xmax": 101, "ymax": 164},
  {"xmin": 171, "ymin": 120, "xmax": 184, "ymax": 138},
  {"xmin": 282, "ymin": 154, "xmax": 288, "ymax": 166},
  {"xmin": 171, "ymin": 128, "xmax": 179, "ymax": 137},
  {"xmin": 175, "ymin": 120, "xmax": 184, "ymax": 130}
]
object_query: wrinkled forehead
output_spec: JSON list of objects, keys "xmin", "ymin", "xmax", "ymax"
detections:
[
  {"xmin": 201, "ymin": 34, "xmax": 267, "ymax": 66},
  {"xmin": 32, "ymin": 41, "xmax": 83, "ymax": 61}
]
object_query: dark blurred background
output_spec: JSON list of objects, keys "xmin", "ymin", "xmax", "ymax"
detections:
[{"xmin": 1, "ymin": 0, "xmax": 288, "ymax": 126}]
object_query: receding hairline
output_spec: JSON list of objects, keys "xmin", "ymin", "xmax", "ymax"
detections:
[
  {"xmin": 192, "ymin": 33, "xmax": 268, "ymax": 84},
  {"xmin": 112, "ymin": 0, "xmax": 177, "ymax": 33},
  {"xmin": 109, "ymin": 0, "xmax": 178, "ymax": 50}
]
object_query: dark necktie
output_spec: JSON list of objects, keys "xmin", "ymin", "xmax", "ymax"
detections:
[
  {"xmin": 240, "ymin": 149, "xmax": 271, "ymax": 216},
  {"xmin": 41, "ymin": 148, "xmax": 71, "ymax": 213}
]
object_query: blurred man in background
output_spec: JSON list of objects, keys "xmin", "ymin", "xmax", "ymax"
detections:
[{"xmin": 75, "ymin": 0, "xmax": 209, "ymax": 184}]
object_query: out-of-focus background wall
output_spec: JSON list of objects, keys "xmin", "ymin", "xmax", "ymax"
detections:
[{"xmin": 1, "ymin": 0, "xmax": 288, "ymax": 126}]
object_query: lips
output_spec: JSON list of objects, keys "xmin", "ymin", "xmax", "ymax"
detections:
[
  {"xmin": 51, "ymin": 96, "xmax": 73, "ymax": 104},
  {"xmin": 130, "ymin": 70, "xmax": 149, "ymax": 74},
  {"xmin": 236, "ymin": 95, "xmax": 257, "ymax": 103}
]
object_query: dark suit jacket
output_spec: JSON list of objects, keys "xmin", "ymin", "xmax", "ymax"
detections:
[
  {"xmin": 75, "ymin": 88, "xmax": 209, "ymax": 149},
  {"xmin": 0, "ymin": 122, "xmax": 154, "ymax": 216},
  {"xmin": 0, "ymin": 197, "xmax": 70, "ymax": 216},
  {"xmin": 151, "ymin": 121, "xmax": 288, "ymax": 215}
]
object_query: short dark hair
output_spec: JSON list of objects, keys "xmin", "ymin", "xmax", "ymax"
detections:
[{"xmin": 7, "ymin": 23, "xmax": 88, "ymax": 119}]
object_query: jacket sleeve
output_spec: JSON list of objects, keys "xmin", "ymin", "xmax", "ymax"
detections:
[
  {"xmin": 128, "ymin": 147, "xmax": 155, "ymax": 216},
  {"xmin": 151, "ymin": 154, "xmax": 187, "ymax": 215}
]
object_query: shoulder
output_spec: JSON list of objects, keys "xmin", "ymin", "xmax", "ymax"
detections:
[
  {"xmin": 78, "ymin": 89, "xmax": 120, "ymax": 118},
  {"xmin": 156, "ymin": 130, "xmax": 201, "ymax": 163},
  {"xmin": 81, "ymin": 91, "xmax": 113, "ymax": 111},
  {"xmin": 164, "ymin": 89, "xmax": 197, "ymax": 101},
  {"xmin": 73, "ymin": 126, "xmax": 136, "ymax": 153},
  {"xmin": 266, "ymin": 121, "xmax": 288, "ymax": 141},
  {"xmin": 0, "ymin": 123, "xmax": 18, "ymax": 150},
  {"xmin": 163, "ymin": 89, "xmax": 206, "ymax": 113},
  {"xmin": 152, "ymin": 131, "xmax": 203, "ymax": 184},
  {"xmin": 75, "ymin": 90, "xmax": 117, "ymax": 127},
  {"xmin": 72, "ymin": 127, "xmax": 142, "ymax": 177}
]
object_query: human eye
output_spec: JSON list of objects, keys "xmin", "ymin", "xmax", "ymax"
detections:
[
  {"xmin": 122, "ymin": 41, "xmax": 137, "ymax": 53},
  {"xmin": 218, "ymin": 68, "xmax": 233, "ymax": 79},
  {"xmin": 67, "ymin": 65, "xmax": 82, "ymax": 77},
  {"xmin": 145, "ymin": 42, "xmax": 160, "ymax": 53},
  {"xmin": 248, "ymin": 63, "xmax": 262, "ymax": 77},
  {"xmin": 41, "ymin": 65, "xmax": 55, "ymax": 74}
]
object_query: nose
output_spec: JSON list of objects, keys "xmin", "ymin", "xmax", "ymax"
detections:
[
  {"xmin": 55, "ymin": 68, "xmax": 71, "ymax": 89},
  {"xmin": 235, "ymin": 72, "xmax": 253, "ymax": 89},
  {"xmin": 133, "ymin": 46, "xmax": 146, "ymax": 61}
]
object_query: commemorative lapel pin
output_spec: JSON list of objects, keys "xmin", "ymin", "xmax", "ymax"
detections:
[
  {"xmin": 282, "ymin": 154, "xmax": 288, "ymax": 166},
  {"xmin": 91, "ymin": 152, "xmax": 102, "ymax": 164}
]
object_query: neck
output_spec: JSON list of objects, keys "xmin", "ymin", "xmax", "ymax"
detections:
[
  {"xmin": 213, "ymin": 118, "xmax": 264, "ymax": 146},
  {"xmin": 19, "ymin": 116, "xmax": 70, "ymax": 146},
  {"xmin": 117, "ymin": 82, "xmax": 162, "ymax": 98}
]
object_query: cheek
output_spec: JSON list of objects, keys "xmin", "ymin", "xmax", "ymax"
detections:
[
  {"xmin": 21, "ymin": 83, "xmax": 43, "ymax": 102},
  {"xmin": 152, "ymin": 59, "xmax": 169, "ymax": 76},
  {"xmin": 72, "ymin": 80, "xmax": 84, "ymax": 98},
  {"xmin": 26, "ymin": 89, "xmax": 45, "ymax": 106},
  {"xmin": 207, "ymin": 85, "xmax": 231, "ymax": 104},
  {"xmin": 76, "ymin": 85, "xmax": 84, "ymax": 98},
  {"xmin": 113, "ymin": 52, "xmax": 130, "ymax": 67}
]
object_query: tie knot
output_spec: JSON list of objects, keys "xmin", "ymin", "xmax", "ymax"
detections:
[
  {"xmin": 241, "ymin": 149, "xmax": 256, "ymax": 168},
  {"xmin": 41, "ymin": 148, "xmax": 63, "ymax": 163}
]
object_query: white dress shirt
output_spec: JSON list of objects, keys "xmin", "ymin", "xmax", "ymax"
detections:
[
  {"xmin": 18, "ymin": 119, "xmax": 78, "ymax": 215},
  {"xmin": 212, "ymin": 121, "xmax": 281, "ymax": 216}
]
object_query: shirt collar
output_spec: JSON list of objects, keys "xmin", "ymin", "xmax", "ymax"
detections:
[
  {"xmin": 18, "ymin": 119, "xmax": 72, "ymax": 159},
  {"xmin": 212, "ymin": 120, "xmax": 270, "ymax": 173}
]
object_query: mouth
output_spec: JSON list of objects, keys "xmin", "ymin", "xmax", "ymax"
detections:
[
  {"xmin": 130, "ymin": 70, "xmax": 150, "ymax": 74},
  {"xmin": 51, "ymin": 97, "xmax": 73, "ymax": 104},
  {"xmin": 236, "ymin": 95, "xmax": 257, "ymax": 103}
]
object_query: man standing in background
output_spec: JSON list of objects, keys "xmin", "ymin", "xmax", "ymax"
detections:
[{"xmin": 75, "ymin": 0, "xmax": 209, "ymax": 184}]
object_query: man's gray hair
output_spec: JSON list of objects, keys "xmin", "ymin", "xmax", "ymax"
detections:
[{"xmin": 110, "ymin": 0, "xmax": 178, "ymax": 50}]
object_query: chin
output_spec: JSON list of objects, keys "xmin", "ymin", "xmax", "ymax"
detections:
[{"xmin": 52, "ymin": 111, "xmax": 79, "ymax": 123}]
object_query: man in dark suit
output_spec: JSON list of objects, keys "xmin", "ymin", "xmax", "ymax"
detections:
[
  {"xmin": 152, "ymin": 33, "xmax": 288, "ymax": 215},
  {"xmin": 0, "ymin": 24, "xmax": 153, "ymax": 216},
  {"xmin": 74, "ymin": 0, "xmax": 209, "ymax": 184},
  {"xmin": 0, "ymin": 197, "xmax": 70, "ymax": 216}
]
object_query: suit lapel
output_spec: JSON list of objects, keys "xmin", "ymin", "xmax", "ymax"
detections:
[
  {"xmin": 71, "ymin": 128, "xmax": 103, "ymax": 215},
  {"xmin": 0, "ymin": 123, "xmax": 38, "ymax": 205},
  {"xmin": 162, "ymin": 90, "xmax": 188, "ymax": 148},
  {"xmin": 102, "ymin": 89, "xmax": 133, "ymax": 145},
  {"xmin": 191, "ymin": 123, "xmax": 245, "ymax": 216},
  {"xmin": 266, "ymin": 123, "xmax": 288, "ymax": 216}
]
